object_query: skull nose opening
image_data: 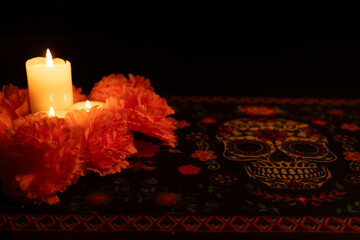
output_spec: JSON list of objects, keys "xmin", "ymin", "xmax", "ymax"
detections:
[{"xmin": 269, "ymin": 149, "xmax": 295, "ymax": 162}]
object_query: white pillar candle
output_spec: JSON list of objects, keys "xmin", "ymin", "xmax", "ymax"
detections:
[
  {"xmin": 68, "ymin": 100, "xmax": 105, "ymax": 111},
  {"xmin": 26, "ymin": 49, "xmax": 73, "ymax": 113}
]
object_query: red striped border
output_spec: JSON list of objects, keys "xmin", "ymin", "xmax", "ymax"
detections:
[
  {"xmin": 1, "ymin": 214, "xmax": 360, "ymax": 233},
  {"xmin": 166, "ymin": 96, "xmax": 360, "ymax": 106}
]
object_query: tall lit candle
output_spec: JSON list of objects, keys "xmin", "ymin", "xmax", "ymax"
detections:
[{"xmin": 26, "ymin": 49, "xmax": 73, "ymax": 113}]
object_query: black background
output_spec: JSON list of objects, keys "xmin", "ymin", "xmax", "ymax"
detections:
[
  {"xmin": 1, "ymin": 4, "xmax": 360, "ymax": 99},
  {"xmin": 1, "ymin": 4, "xmax": 360, "ymax": 240}
]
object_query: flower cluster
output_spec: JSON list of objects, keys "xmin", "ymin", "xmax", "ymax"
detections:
[
  {"xmin": 0, "ymin": 74, "xmax": 177, "ymax": 204},
  {"xmin": 0, "ymin": 84, "xmax": 30, "ymax": 138}
]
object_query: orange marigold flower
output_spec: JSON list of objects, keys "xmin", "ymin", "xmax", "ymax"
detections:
[
  {"xmin": 0, "ymin": 84, "xmax": 29, "ymax": 137},
  {"xmin": 72, "ymin": 85, "xmax": 87, "ymax": 103},
  {"xmin": 105, "ymin": 88, "xmax": 177, "ymax": 147},
  {"xmin": 0, "ymin": 113, "xmax": 83, "ymax": 204},
  {"xmin": 89, "ymin": 73, "xmax": 154, "ymax": 102},
  {"xmin": 122, "ymin": 88, "xmax": 177, "ymax": 147},
  {"xmin": 66, "ymin": 106, "xmax": 137, "ymax": 176},
  {"xmin": 89, "ymin": 74, "xmax": 177, "ymax": 147}
]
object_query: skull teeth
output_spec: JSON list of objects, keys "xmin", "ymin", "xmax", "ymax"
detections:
[
  {"xmin": 251, "ymin": 161, "xmax": 318, "ymax": 169},
  {"xmin": 247, "ymin": 165, "xmax": 327, "ymax": 180}
]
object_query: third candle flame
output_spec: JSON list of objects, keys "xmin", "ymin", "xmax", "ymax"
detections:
[{"xmin": 85, "ymin": 100, "xmax": 91, "ymax": 112}]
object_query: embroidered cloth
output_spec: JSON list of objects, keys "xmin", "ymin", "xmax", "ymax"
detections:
[{"xmin": 1, "ymin": 96, "xmax": 360, "ymax": 234}]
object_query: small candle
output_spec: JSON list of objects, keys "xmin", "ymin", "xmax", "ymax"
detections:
[
  {"xmin": 37, "ymin": 106, "xmax": 68, "ymax": 118},
  {"xmin": 26, "ymin": 49, "xmax": 73, "ymax": 113},
  {"xmin": 68, "ymin": 100, "xmax": 105, "ymax": 111}
]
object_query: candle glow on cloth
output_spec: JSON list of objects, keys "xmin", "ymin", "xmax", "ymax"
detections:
[
  {"xmin": 68, "ymin": 100, "xmax": 105, "ymax": 111},
  {"xmin": 26, "ymin": 49, "xmax": 73, "ymax": 113}
]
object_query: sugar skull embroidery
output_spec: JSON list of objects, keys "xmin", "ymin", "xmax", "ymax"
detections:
[{"xmin": 216, "ymin": 118, "xmax": 337, "ymax": 190}]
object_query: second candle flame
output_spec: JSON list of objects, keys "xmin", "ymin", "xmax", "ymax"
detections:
[
  {"xmin": 49, "ymin": 107, "xmax": 55, "ymax": 117},
  {"xmin": 46, "ymin": 49, "xmax": 54, "ymax": 67}
]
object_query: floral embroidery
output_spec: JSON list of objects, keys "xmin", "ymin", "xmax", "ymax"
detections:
[
  {"xmin": 328, "ymin": 109, "xmax": 344, "ymax": 116},
  {"xmin": 343, "ymin": 152, "xmax": 360, "ymax": 162},
  {"xmin": 210, "ymin": 173, "xmax": 238, "ymax": 186},
  {"xmin": 301, "ymin": 127, "xmax": 322, "ymax": 138},
  {"xmin": 217, "ymin": 125, "xmax": 234, "ymax": 137},
  {"xmin": 333, "ymin": 135, "xmax": 358, "ymax": 144},
  {"xmin": 200, "ymin": 116, "xmax": 216, "ymax": 124},
  {"xmin": 127, "ymin": 158, "xmax": 157, "ymax": 171},
  {"xmin": 311, "ymin": 119, "xmax": 327, "ymax": 126},
  {"xmin": 285, "ymin": 181, "xmax": 304, "ymax": 190},
  {"xmin": 242, "ymin": 105, "xmax": 277, "ymax": 116},
  {"xmin": 253, "ymin": 129, "xmax": 286, "ymax": 141},
  {"xmin": 127, "ymin": 142, "xmax": 159, "ymax": 170},
  {"xmin": 155, "ymin": 192, "xmax": 183, "ymax": 206},
  {"xmin": 341, "ymin": 123, "xmax": 360, "ymax": 132},
  {"xmin": 192, "ymin": 150, "xmax": 217, "ymax": 161},
  {"xmin": 185, "ymin": 132, "xmax": 209, "ymax": 141},
  {"xmin": 85, "ymin": 192, "xmax": 113, "ymax": 205},
  {"xmin": 340, "ymin": 141, "xmax": 360, "ymax": 171},
  {"xmin": 247, "ymin": 182, "xmax": 346, "ymax": 206},
  {"xmin": 176, "ymin": 120, "xmax": 191, "ymax": 128},
  {"xmin": 134, "ymin": 140, "xmax": 160, "ymax": 158},
  {"xmin": 5, "ymin": 96, "xmax": 360, "ymax": 218},
  {"xmin": 252, "ymin": 118, "xmax": 276, "ymax": 123},
  {"xmin": 345, "ymin": 174, "xmax": 360, "ymax": 186},
  {"xmin": 178, "ymin": 164, "xmax": 201, "ymax": 175}
]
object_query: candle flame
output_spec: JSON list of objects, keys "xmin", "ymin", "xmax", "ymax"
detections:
[
  {"xmin": 46, "ymin": 49, "xmax": 54, "ymax": 67},
  {"xmin": 49, "ymin": 107, "xmax": 55, "ymax": 117},
  {"xmin": 85, "ymin": 100, "xmax": 91, "ymax": 112}
]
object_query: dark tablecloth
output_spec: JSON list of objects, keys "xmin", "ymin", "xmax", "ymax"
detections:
[{"xmin": 1, "ymin": 96, "xmax": 360, "ymax": 239}]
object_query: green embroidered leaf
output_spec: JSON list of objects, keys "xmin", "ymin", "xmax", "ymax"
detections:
[
  {"xmin": 259, "ymin": 203, "xmax": 266, "ymax": 209},
  {"xmin": 187, "ymin": 208, "xmax": 196, "ymax": 213},
  {"xmin": 169, "ymin": 149, "xmax": 183, "ymax": 154},
  {"xmin": 273, "ymin": 208, "xmax": 280, "ymax": 214}
]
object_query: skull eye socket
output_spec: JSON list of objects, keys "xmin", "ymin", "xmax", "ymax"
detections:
[
  {"xmin": 227, "ymin": 140, "xmax": 270, "ymax": 156},
  {"xmin": 283, "ymin": 141, "xmax": 326, "ymax": 157}
]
